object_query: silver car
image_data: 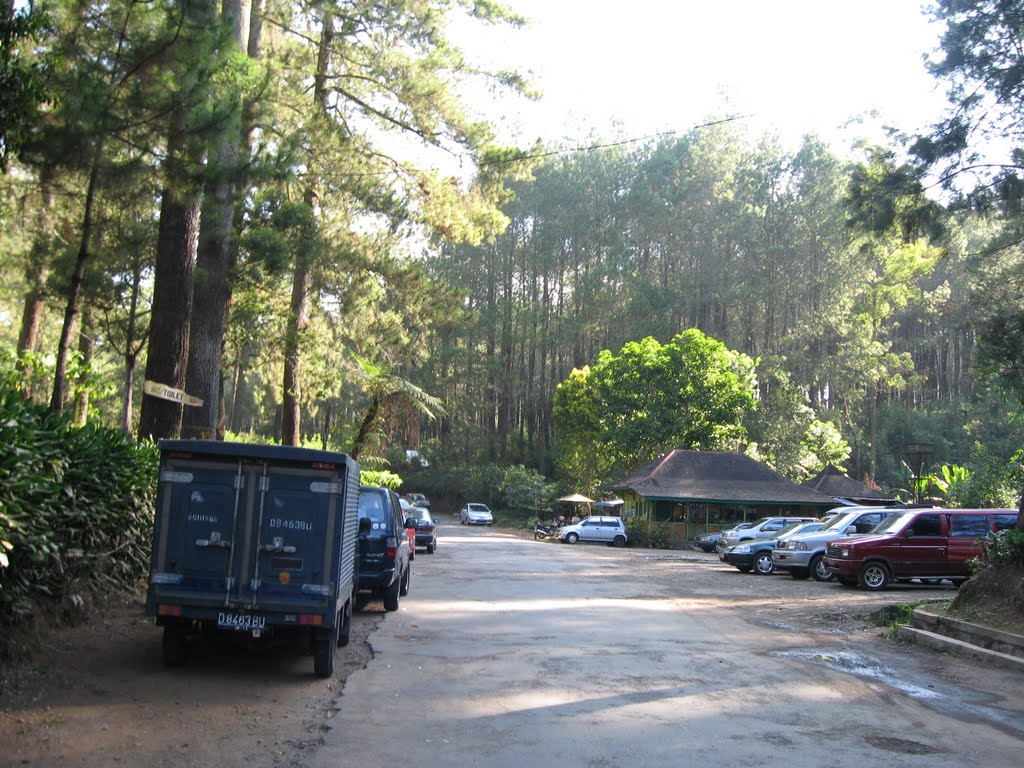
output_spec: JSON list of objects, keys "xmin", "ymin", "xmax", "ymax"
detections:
[
  {"xmin": 717, "ymin": 516, "xmax": 820, "ymax": 560},
  {"xmin": 460, "ymin": 503, "xmax": 494, "ymax": 525},
  {"xmin": 772, "ymin": 506, "xmax": 897, "ymax": 581},
  {"xmin": 558, "ymin": 515, "xmax": 628, "ymax": 547}
]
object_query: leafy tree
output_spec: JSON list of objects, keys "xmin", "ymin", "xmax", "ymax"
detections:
[
  {"xmin": 498, "ymin": 464, "xmax": 554, "ymax": 514},
  {"xmin": 551, "ymin": 366, "xmax": 612, "ymax": 496},
  {"xmin": 742, "ymin": 359, "xmax": 850, "ymax": 481},
  {"xmin": 554, "ymin": 330, "xmax": 757, "ymax": 475},
  {"xmin": 915, "ymin": 0, "xmax": 1024, "ymax": 195},
  {"xmin": 0, "ymin": 3, "xmax": 51, "ymax": 172},
  {"xmin": 349, "ymin": 356, "xmax": 445, "ymax": 463}
]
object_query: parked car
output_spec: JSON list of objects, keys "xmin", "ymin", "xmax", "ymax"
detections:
[
  {"xmin": 772, "ymin": 506, "xmax": 898, "ymax": 581},
  {"xmin": 717, "ymin": 516, "xmax": 821, "ymax": 559},
  {"xmin": 357, "ymin": 486, "xmax": 413, "ymax": 610},
  {"xmin": 701, "ymin": 522, "xmax": 754, "ymax": 553},
  {"xmin": 823, "ymin": 507, "xmax": 1020, "ymax": 590},
  {"xmin": 406, "ymin": 492, "xmax": 430, "ymax": 508},
  {"xmin": 722, "ymin": 521, "xmax": 825, "ymax": 575},
  {"xmin": 693, "ymin": 531, "xmax": 722, "ymax": 552},
  {"xmin": 460, "ymin": 503, "xmax": 494, "ymax": 525},
  {"xmin": 412, "ymin": 509, "xmax": 437, "ymax": 554},
  {"xmin": 558, "ymin": 516, "xmax": 628, "ymax": 547},
  {"xmin": 398, "ymin": 498, "xmax": 416, "ymax": 561}
]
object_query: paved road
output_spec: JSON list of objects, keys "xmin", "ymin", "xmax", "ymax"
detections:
[{"xmin": 315, "ymin": 518, "xmax": 1024, "ymax": 768}]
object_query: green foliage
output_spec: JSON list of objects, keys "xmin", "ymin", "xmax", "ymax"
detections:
[
  {"xmin": 742, "ymin": 359, "xmax": 850, "ymax": 481},
  {"xmin": 625, "ymin": 517, "xmax": 672, "ymax": 549},
  {"xmin": 498, "ymin": 464, "xmax": 554, "ymax": 514},
  {"xmin": 0, "ymin": 385, "xmax": 158, "ymax": 653},
  {"xmin": 360, "ymin": 469, "xmax": 403, "ymax": 489},
  {"xmin": 0, "ymin": 3, "xmax": 52, "ymax": 171},
  {"xmin": 554, "ymin": 330, "xmax": 757, "ymax": 477},
  {"xmin": 974, "ymin": 528, "xmax": 1024, "ymax": 570},
  {"xmin": 552, "ymin": 366, "xmax": 612, "ymax": 494},
  {"xmin": 954, "ymin": 446, "xmax": 1024, "ymax": 508}
]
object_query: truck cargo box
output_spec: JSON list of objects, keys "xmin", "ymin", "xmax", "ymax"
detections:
[{"xmin": 146, "ymin": 440, "xmax": 361, "ymax": 677}]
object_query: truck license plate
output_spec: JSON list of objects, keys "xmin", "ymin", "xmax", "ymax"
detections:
[{"xmin": 217, "ymin": 612, "xmax": 266, "ymax": 631}]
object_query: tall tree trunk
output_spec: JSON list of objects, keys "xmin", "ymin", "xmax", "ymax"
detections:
[
  {"xmin": 281, "ymin": 6, "xmax": 331, "ymax": 446},
  {"xmin": 16, "ymin": 179, "xmax": 53, "ymax": 397},
  {"xmin": 281, "ymin": 254, "xmax": 311, "ymax": 445},
  {"xmin": 72, "ymin": 305, "xmax": 94, "ymax": 426},
  {"xmin": 138, "ymin": 124, "xmax": 203, "ymax": 440},
  {"xmin": 138, "ymin": 0, "xmax": 219, "ymax": 440},
  {"xmin": 119, "ymin": 254, "xmax": 146, "ymax": 433},
  {"xmin": 182, "ymin": 0, "xmax": 253, "ymax": 440},
  {"xmin": 51, "ymin": 150, "xmax": 102, "ymax": 413},
  {"xmin": 229, "ymin": 341, "xmax": 251, "ymax": 433}
]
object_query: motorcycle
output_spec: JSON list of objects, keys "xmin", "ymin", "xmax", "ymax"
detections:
[{"xmin": 534, "ymin": 521, "xmax": 559, "ymax": 539}]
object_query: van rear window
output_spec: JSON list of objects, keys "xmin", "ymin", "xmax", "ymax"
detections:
[
  {"xmin": 994, "ymin": 514, "xmax": 1019, "ymax": 531},
  {"xmin": 358, "ymin": 492, "xmax": 388, "ymax": 523},
  {"xmin": 949, "ymin": 515, "xmax": 990, "ymax": 538}
]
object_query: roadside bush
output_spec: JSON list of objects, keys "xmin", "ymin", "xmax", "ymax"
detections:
[
  {"xmin": 625, "ymin": 517, "xmax": 672, "ymax": 548},
  {"xmin": 972, "ymin": 527, "xmax": 1024, "ymax": 572},
  {"xmin": 498, "ymin": 464, "xmax": 555, "ymax": 515},
  {"xmin": 0, "ymin": 387, "xmax": 158, "ymax": 656}
]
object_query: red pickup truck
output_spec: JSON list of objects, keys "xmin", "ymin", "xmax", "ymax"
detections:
[{"xmin": 822, "ymin": 507, "xmax": 1018, "ymax": 590}]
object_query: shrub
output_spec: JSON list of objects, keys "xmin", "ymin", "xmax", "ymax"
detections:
[
  {"xmin": 625, "ymin": 517, "xmax": 672, "ymax": 548},
  {"xmin": 972, "ymin": 527, "xmax": 1024, "ymax": 572},
  {"xmin": 0, "ymin": 387, "xmax": 158, "ymax": 654}
]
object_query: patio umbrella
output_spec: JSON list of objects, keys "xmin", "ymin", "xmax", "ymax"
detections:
[
  {"xmin": 557, "ymin": 493, "xmax": 594, "ymax": 519},
  {"xmin": 558, "ymin": 493, "xmax": 594, "ymax": 504}
]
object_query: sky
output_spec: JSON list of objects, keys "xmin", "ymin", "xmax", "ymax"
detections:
[{"xmin": 450, "ymin": 0, "xmax": 951, "ymax": 157}]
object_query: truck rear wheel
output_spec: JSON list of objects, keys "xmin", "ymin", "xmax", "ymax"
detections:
[
  {"xmin": 314, "ymin": 623, "xmax": 339, "ymax": 677},
  {"xmin": 337, "ymin": 598, "xmax": 353, "ymax": 647},
  {"xmin": 162, "ymin": 625, "xmax": 187, "ymax": 667}
]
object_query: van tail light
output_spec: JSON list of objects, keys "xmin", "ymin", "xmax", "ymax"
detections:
[{"xmin": 386, "ymin": 536, "xmax": 397, "ymax": 557}]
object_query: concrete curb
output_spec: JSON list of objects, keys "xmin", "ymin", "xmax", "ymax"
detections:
[{"xmin": 896, "ymin": 606, "xmax": 1024, "ymax": 672}]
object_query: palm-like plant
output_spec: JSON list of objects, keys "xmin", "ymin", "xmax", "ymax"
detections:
[{"xmin": 349, "ymin": 356, "xmax": 445, "ymax": 463}]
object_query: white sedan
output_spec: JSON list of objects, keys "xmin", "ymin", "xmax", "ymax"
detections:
[{"xmin": 460, "ymin": 503, "xmax": 494, "ymax": 525}]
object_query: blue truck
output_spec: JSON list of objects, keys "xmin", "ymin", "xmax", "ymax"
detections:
[{"xmin": 145, "ymin": 440, "xmax": 362, "ymax": 677}]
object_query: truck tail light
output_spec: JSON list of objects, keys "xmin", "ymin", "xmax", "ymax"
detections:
[{"xmin": 386, "ymin": 536, "xmax": 397, "ymax": 557}]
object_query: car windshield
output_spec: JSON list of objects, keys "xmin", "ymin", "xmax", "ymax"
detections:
[
  {"xmin": 822, "ymin": 511, "xmax": 892, "ymax": 533},
  {"xmin": 822, "ymin": 512, "xmax": 864, "ymax": 532},
  {"xmin": 418, "ymin": 511, "xmax": 433, "ymax": 524},
  {"xmin": 468, "ymin": 504, "xmax": 490, "ymax": 512},
  {"xmin": 872, "ymin": 511, "xmax": 917, "ymax": 535}
]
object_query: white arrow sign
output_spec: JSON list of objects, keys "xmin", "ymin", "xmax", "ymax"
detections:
[{"xmin": 143, "ymin": 380, "xmax": 204, "ymax": 407}]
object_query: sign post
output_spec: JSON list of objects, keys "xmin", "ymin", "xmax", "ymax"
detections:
[{"xmin": 143, "ymin": 380, "xmax": 204, "ymax": 408}]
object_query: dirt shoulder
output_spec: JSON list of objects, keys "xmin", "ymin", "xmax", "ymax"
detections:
[{"xmin": 0, "ymin": 592, "xmax": 383, "ymax": 768}]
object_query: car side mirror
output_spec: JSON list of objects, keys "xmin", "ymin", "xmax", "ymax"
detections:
[{"xmin": 358, "ymin": 517, "xmax": 372, "ymax": 535}]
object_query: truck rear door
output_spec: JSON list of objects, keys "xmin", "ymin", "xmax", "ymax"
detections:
[{"xmin": 237, "ymin": 463, "xmax": 339, "ymax": 614}]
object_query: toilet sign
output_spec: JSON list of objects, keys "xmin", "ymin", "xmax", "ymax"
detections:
[{"xmin": 143, "ymin": 380, "xmax": 203, "ymax": 407}]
